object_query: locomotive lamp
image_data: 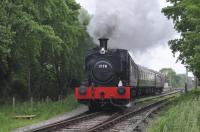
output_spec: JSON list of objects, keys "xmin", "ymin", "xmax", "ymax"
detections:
[
  {"xmin": 99, "ymin": 38, "xmax": 108, "ymax": 54},
  {"xmin": 117, "ymin": 80, "xmax": 126, "ymax": 95},
  {"xmin": 79, "ymin": 85, "xmax": 87, "ymax": 95},
  {"xmin": 100, "ymin": 47, "xmax": 106, "ymax": 55},
  {"xmin": 118, "ymin": 80, "xmax": 123, "ymax": 87}
]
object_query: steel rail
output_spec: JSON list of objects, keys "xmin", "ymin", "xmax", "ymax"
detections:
[
  {"xmin": 125, "ymin": 100, "xmax": 170, "ymax": 132},
  {"xmin": 29, "ymin": 111, "xmax": 103, "ymax": 132},
  {"xmin": 86, "ymin": 95, "xmax": 176, "ymax": 132},
  {"xmin": 133, "ymin": 90, "xmax": 181, "ymax": 104},
  {"xmin": 59, "ymin": 111, "xmax": 122, "ymax": 132}
]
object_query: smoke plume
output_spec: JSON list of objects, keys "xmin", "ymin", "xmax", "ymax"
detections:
[{"xmin": 87, "ymin": 0, "xmax": 176, "ymax": 51}]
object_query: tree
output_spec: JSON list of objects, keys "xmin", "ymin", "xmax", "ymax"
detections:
[
  {"xmin": 160, "ymin": 68, "xmax": 177, "ymax": 88},
  {"xmin": 160, "ymin": 68, "xmax": 187, "ymax": 88},
  {"xmin": 176, "ymin": 74, "xmax": 186, "ymax": 87},
  {"xmin": 162, "ymin": 0, "xmax": 200, "ymax": 79},
  {"xmin": 0, "ymin": 1, "xmax": 15, "ymax": 102},
  {"xmin": 0, "ymin": 0, "xmax": 93, "ymax": 102}
]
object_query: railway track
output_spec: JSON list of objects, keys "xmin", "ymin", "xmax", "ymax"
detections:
[
  {"xmin": 30, "ymin": 90, "xmax": 180, "ymax": 132},
  {"xmin": 57, "ymin": 111, "xmax": 121, "ymax": 132},
  {"xmin": 133, "ymin": 90, "xmax": 181, "ymax": 104},
  {"xmin": 87, "ymin": 97, "xmax": 172, "ymax": 132},
  {"xmin": 29, "ymin": 111, "xmax": 102, "ymax": 132},
  {"xmin": 30, "ymin": 110, "xmax": 122, "ymax": 132}
]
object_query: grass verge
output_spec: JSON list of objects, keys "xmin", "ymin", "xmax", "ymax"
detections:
[
  {"xmin": 148, "ymin": 89, "xmax": 200, "ymax": 132},
  {"xmin": 0, "ymin": 95, "xmax": 79, "ymax": 132}
]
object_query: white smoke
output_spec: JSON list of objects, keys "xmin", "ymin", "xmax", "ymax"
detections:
[{"xmin": 87, "ymin": 0, "xmax": 176, "ymax": 51}]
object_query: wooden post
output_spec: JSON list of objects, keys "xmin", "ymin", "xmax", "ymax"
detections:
[
  {"xmin": 28, "ymin": 70, "xmax": 31, "ymax": 97},
  {"xmin": 185, "ymin": 66, "xmax": 188, "ymax": 93},
  {"xmin": 170, "ymin": 74, "xmax": 172, "ymax": 91},
  {"xmin": 30, "ymin": 97, "xmax": 33, "ymax": 110},
  {"xmin": 195, "ymin": 76, "xmax": 198, "ymax": 89},
  {"xmin": 46, "ymin": 96, "xmax": 49, "ymax": 103},
  {"xmin": 58, "ymin": 95, "xmax": 62, "ymax": 102},
  {"xmin": 12, "ymin": 97, "xmax": 15, "ymax": 113}
]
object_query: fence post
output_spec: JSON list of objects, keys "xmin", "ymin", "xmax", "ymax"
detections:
[
  {"xmin": 58, "ymin": 95, "xmax": 61, "ymax": 101},
  {"xmin": 46, "ymin": 96, "xmax": 49, "ymax": 103},
  {"xmin": 12, "ymin": 97, "xmax": 15, "ymax": 113},
  {"xmin": 30, "ymin": 97, "xmax": 33, "ymax": 110},
  {"xmin": 185, "ymin": 66, "xmax": 188, "ymax": 93},
  {"xmin": 195, "ymin": 76, "xmax": 198, "ymax": 89}
]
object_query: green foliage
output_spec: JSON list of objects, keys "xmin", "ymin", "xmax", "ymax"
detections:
[
  {"xmin": 162, "ymin": 0, "xmax": 200, "ymax": 79},
  {"xmin": 148, "ymin": 89, "xmax": 200, "ymax": 132},
  {"xmin": 159, "ymin": 68, "xmax": 184, "ymax": 88},
  {"xmin": 0, "ymin": 95, "xmax": 79, "ymax": 132},
  {"xmin": 0, "ymin": 0, "xmax": 93, "ymax": 102},
  {"xmin": 79, "ymin": 8, "xmax": 91, "ymax": 26},
  {"xmin": 176, "ymin": 74, "xmax": 186, "ymax": 87}
]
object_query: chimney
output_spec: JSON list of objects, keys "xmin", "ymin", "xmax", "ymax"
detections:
[{"xmin": 99, "ymin": 38, "xmax": 109, "ymax": 50}]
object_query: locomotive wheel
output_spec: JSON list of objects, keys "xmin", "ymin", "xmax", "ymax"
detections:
[
  {"xmin": 88, "ymin": 104, "xmax": 101, "ymax": 112},
  {"xmin": 88, "ymin": 105, "xmax": 96, "ymax": 112}
]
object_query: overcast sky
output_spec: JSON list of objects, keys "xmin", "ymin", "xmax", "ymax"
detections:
[{"xmin": 76, "ymin": 0, "xmax": 192, "ymax": 76}]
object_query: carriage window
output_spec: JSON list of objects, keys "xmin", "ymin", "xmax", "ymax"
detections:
[
  {"xmin": 148, "ymin": 72, "xmax": 150, "ymax": 80},
  {"xmin": 146, "ymin": 72, "xmax": 148, "ymax": 80},
  {"xmin": 142, "ymin": 72, "xmax": 144, "ymax": 80},
  {"xmin": 145, "ymin": 72, "xmax": 147, "ymax": 80},
  {"xmin": 143, "ymin": 72, "xmax": 145, "ymax": 80},
  {"xmin": 140, "ymin": 71, "xmax": 142, "ymax": 79}
]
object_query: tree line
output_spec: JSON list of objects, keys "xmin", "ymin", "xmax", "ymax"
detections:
[
  {"xmin": 0, "ymin": 0, "xmax": 93, "ymax": 103},
  {"xmin": 160, "ymin": 68, "xmax": 190, "ymax": 88},
  {"xmin": 162, "ymin": 0, "xmax": 200, "ymax": 79}
]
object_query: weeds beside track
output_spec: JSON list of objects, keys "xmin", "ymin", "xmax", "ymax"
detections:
[{"xmin": 148, "ymin": 89, "xmax": 200, "ymax": 132}]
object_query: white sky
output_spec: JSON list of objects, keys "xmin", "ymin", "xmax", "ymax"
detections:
[{"xmin": 75, "ymin": 0, "xmax": 193, "ymax": 76}]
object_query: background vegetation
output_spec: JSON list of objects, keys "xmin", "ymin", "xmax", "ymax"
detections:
[
  {"xmin": 0, "ymin": 95, "xmax": 78, "ymax": 132},
  {"xmin": 0, "ymin": 0, "xmax": 93, "ymax": 103},
  {"xmin": 162, "ymin": 0, "xmax": 200, "ymax": 79},
  {"xmin": 159, "ymin": 68, "xmax": 190, "ymax": 88},
  {"xmin": 149, "ymin": 89, "xmax": 200, "ymax": 132}
]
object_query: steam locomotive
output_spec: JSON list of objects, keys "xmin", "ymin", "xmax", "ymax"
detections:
[{"xmin": 75, "ymin": 38, "xmax": 165, "ymax": 111}]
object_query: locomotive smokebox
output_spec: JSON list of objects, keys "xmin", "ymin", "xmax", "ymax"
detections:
[{"xmin": 99, "ymin": 38, "xmax": 109, "ymax": 50}]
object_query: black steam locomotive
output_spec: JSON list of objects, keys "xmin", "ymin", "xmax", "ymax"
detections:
[{"xmin": 75, "ymin": 38, "xmax": 165, "ymax": 110}]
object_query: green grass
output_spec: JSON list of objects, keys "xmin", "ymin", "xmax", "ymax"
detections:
[
  {"xmin": 0, "ymin": 95, "xmax": 79, "ymax": 132},
  {"xmin": 148, "ymin": 89, "xmax": 200, "ymax": 132}
]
